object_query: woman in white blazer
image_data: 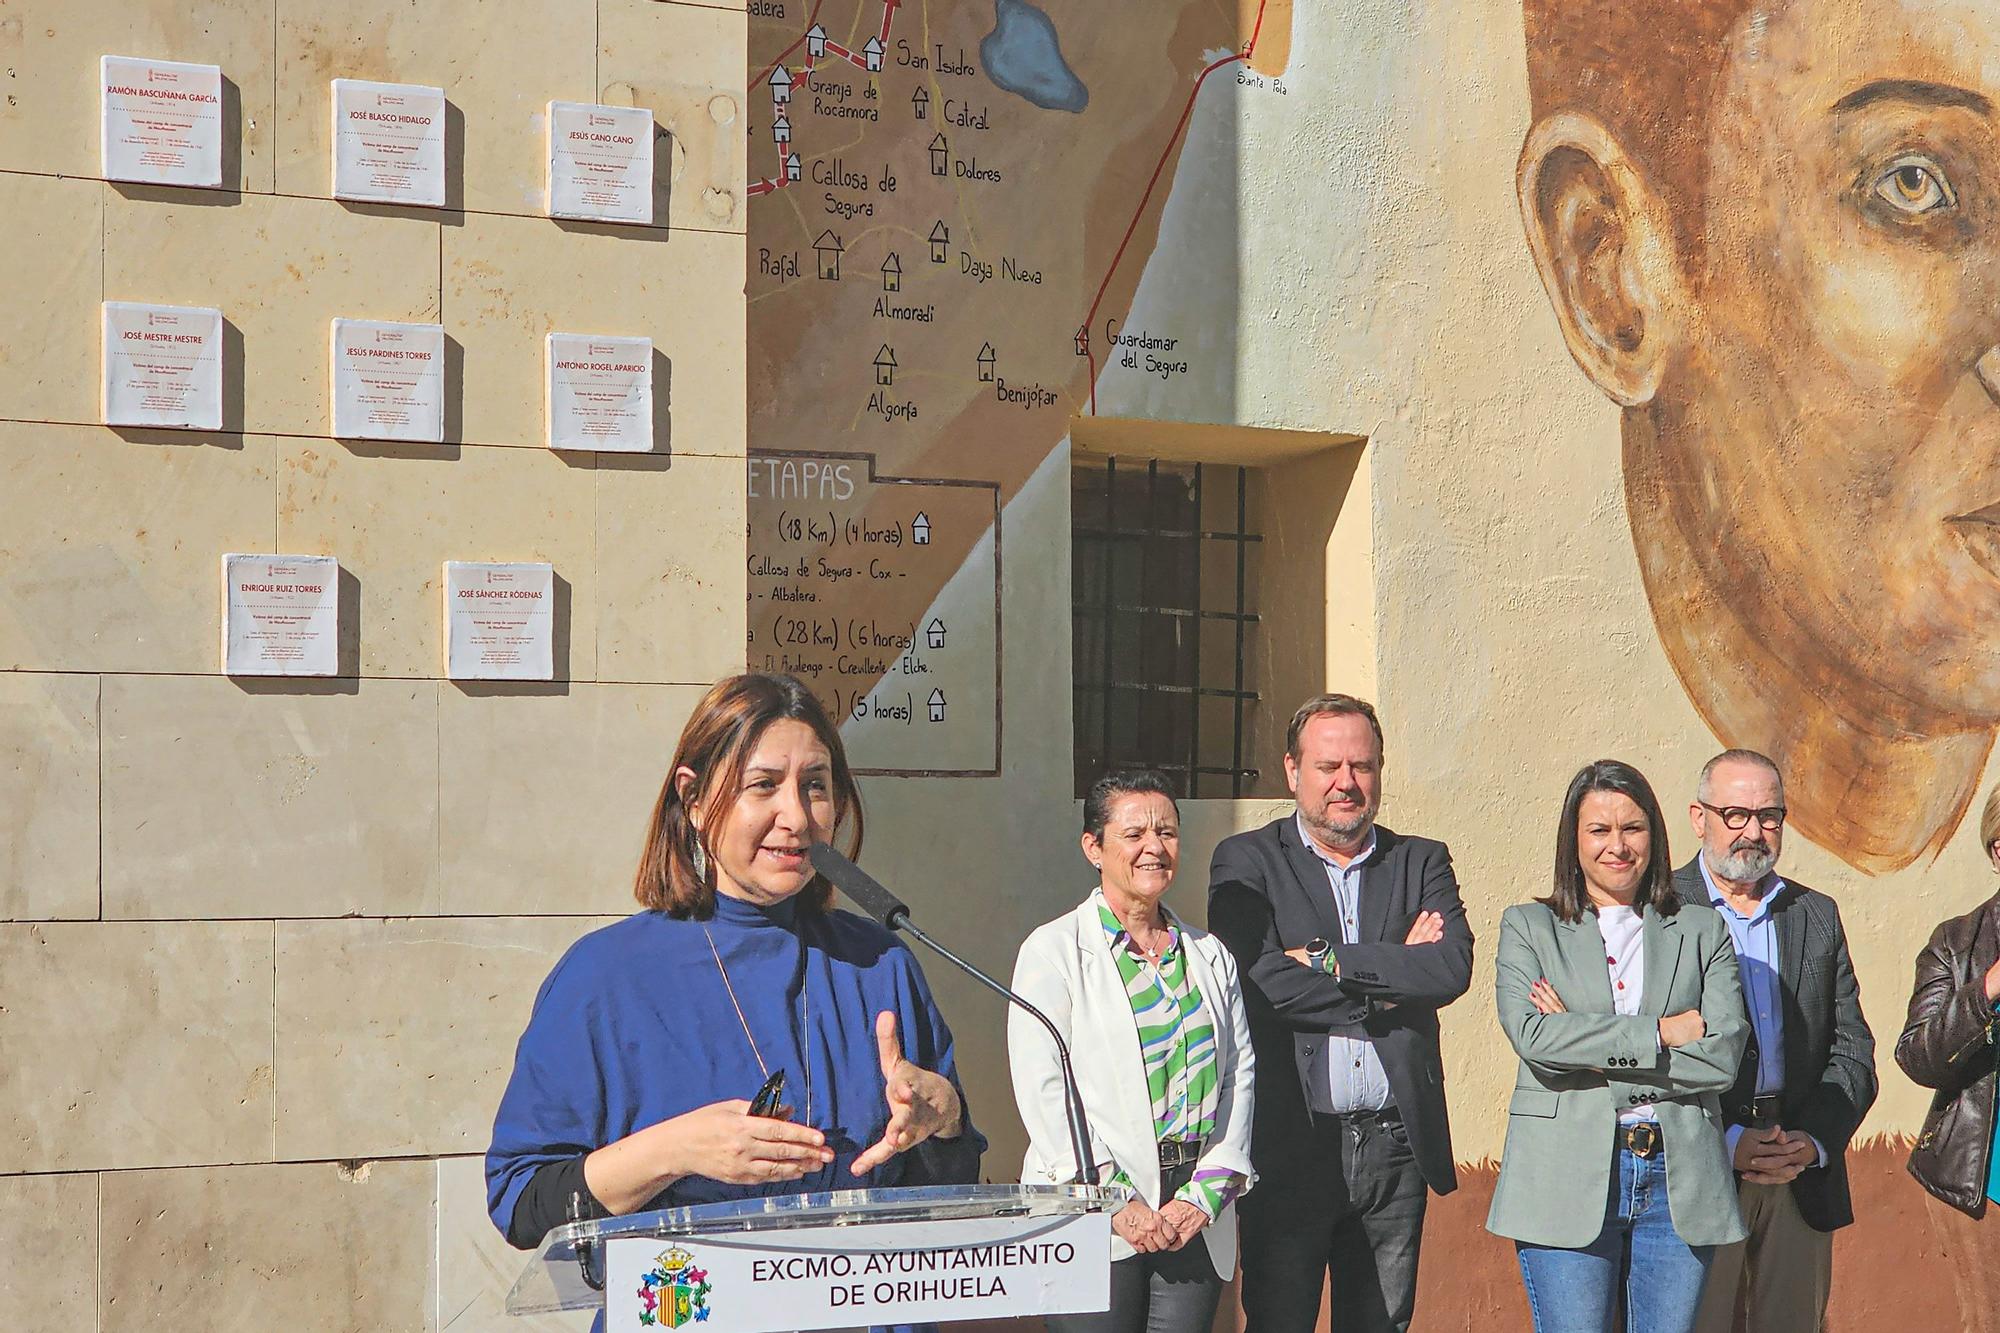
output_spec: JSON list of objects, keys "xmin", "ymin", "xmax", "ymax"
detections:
[{"xmin": 1009, "ymin": 769, "xmax": 1256, "ymax": 1333}]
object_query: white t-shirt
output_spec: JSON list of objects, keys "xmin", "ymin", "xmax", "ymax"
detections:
[{"xmin": 1596, "ymin": 906, "xmax": 1656, "ymax": 1125}]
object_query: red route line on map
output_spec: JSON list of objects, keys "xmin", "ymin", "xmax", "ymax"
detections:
[
  {"xmin": 747, "ymin": 0, "xmax": 1273, "ymax": 415},
  {"xmin": 748, "ymin": 0, "xmax": 894, "ymax": 196},
  {"xmin": 1081, "ymin": 0, "xmax": 1269, "ymax": 414}
]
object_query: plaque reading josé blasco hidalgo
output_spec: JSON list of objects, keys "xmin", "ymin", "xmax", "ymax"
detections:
[
  {"xmin": 331, "ymin": 78, "xmax": 446, "ymax": 206},
  {"xmin": 102, "ymin": 301, "xmax": 224, "ymax": 430},
  {"xmin": 546, "ymin": 333, "xmax": 653, "ymax": 452},
  {"xmin": 100, "ymin": 55, "xmax": 224, "ymax": 187},
  {"xmin": 444, "ymin": 562, "xmax": 555, "ymax": 681},
  {"xmin": 546, "ymin": 101, "xmax": 655, "ymax": 224},
  {"xmin": 222, "ymin": 554, "xmax": 340, "ymax": 676},
  {"xmin": 330, "ymin": 318, "xmax": 445, "ymax": 442}
]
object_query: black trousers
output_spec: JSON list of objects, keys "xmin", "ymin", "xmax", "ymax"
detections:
[
  {"xmin": 1047, "ymin": 1162, "xmax": 1225, "ymax": 1333},
  {"xmin": 1044, "ymin": 1242, "xmax": 1224, "ymax": 1333},
  {"xmin": 1239, "ymin": 1113, "xmax": 1428, "ymax": 1333}
]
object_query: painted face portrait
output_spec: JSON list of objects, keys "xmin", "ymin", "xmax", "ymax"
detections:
[{"xmin": 1518, "ymin": 0, "xmax": 2000, "ymax": 872}]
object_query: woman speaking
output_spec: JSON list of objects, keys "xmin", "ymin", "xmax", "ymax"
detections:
[
  {"xmin": 1486, "ymin": 759, "xmax": 1747, "ymax": 1333},
  {"xmin": 1008, "ymin": 770, "xmax": 1256, "ymax": 1333},
  {"xmin": 485, "ymin": 673, "xmax": 982, "ymax": 1255}
]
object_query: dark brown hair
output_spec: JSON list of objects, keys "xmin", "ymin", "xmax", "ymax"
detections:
[
  {"xmin": 633, "ymin": 673, "xmax": 863, "ymax": 917},
  {"xmin": 1083, "ymin": 768, "xmax": 1180, "ymax": 841},
  {"xmin": 1287, "ymin": 693, "xmax": 1384, "ymax": 761},
  {"xmin": 1540, "ymin": 758, "xmax": 1680, "ymax": 924},
  {"xmin": 1522, "ymin": 0, "xmax": 1757, "ymax": 263}
]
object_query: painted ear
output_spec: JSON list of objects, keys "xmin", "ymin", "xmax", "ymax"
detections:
[{"xmin": 1517, "ymin": 111, "xmax": 1688, "ymax": 408}]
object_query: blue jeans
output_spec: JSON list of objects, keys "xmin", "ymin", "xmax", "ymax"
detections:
[{"xmin": 1515, "ymin": 1141, "xmax": 1715, "ymax": 1333}]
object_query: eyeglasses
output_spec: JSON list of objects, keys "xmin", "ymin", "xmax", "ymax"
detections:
[{"xmin": 1698, "ymin": 801, "xmax": 1786, "ymax": 831}]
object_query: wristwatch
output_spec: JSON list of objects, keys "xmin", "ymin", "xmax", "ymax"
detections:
[{"xmin": 1305, "ymin": 937, "xmax": 1331, "ymax": 971}]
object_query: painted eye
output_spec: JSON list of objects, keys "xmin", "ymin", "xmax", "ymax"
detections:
[{"xmin": 1873, "ymin": 156, "xmax": 1957, "ymax": 215}]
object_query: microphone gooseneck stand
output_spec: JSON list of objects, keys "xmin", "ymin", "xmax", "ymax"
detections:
[{"xmin": 806, "ymin": 842, "xmax": 1101, "ymax": 1190}]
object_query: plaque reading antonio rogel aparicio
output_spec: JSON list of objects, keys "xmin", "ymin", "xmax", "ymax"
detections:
[{"xmin": 547, "ymin": 333, "xmax": 653, "ymax": 452}]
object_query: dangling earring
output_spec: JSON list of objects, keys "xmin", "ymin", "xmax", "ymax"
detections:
[{"xmin": 692, "ymin": 837, "xmax": 710, "ymax": 883}]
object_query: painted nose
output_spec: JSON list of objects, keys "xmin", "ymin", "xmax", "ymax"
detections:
[{"xmin": 1978, "ymin": 347, "xmax": 2000, "ymax": 404}]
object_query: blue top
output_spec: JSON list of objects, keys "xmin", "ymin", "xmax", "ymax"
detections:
[
  {"xmin": 1699, "ymin": 857, "xmax": 1787, "ymax": 1097},
  {"xmin": 486, "ymin": 893, "xmax": 985, "ymax": 1238},
  {"xmin": 1989, "ymin": 997, "xmax": 2000, "ymax": 1208}
]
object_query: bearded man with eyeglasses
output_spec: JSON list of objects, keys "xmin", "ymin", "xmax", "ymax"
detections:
[{"xmin": 1671, "ymin": 750, "xmax": 1877, "ymax": 1333}]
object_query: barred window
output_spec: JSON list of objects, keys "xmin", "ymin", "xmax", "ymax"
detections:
[{"xmin": 1071, "ymin": 457, "xmax": 1261, "ymax": 799}]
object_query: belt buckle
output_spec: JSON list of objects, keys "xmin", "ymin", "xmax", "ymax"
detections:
[
  {"xmin": 1158, "ymin": 1138, "xmax": 1202, "ymax": 1169},
  {"xmin": 1626, "ymin": 1122, "xmax": 1661, "ymax": 1159}
]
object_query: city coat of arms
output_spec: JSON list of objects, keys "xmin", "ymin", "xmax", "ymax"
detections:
[{"xmin": 636, "ymin": 1244, "xmax": 712, "ymax": 1328}]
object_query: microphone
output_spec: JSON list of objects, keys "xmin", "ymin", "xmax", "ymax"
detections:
[
  {"xmin": 808, "ymin": 842, "xmax": 1100, "ymax": 1190},
  {"xmin": 810, "ymin": 847, "xmax": 910, "ymax": 930}
]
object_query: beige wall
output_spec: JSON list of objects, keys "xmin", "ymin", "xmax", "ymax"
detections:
[
  {"xmin": 0, "ymin": 2, "xmax": 744, "ymax": 1327},
  {"xmin": 763, "ymin": 0, "xmax": 1983, "ymax": 1280}
]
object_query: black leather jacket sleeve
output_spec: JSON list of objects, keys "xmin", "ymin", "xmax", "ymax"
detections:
[{"xmin": 1896, "ymin": 924, "xmax": 1996, "ymax": 1092}]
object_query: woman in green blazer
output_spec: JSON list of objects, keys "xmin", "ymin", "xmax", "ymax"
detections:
[{"xmin": 1487, "ymin": 759, "xmax": 1748, "ymax": 1333}]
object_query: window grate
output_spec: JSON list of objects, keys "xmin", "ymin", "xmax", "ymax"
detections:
[{"xmin": 1072, "ymin": 457, "xmax": 1260, "ymax": 799}]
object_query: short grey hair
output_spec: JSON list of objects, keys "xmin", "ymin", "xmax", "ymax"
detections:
[{"xmin": 1696, "ymin": 749, "xmax": 1783, "ymax": 803}]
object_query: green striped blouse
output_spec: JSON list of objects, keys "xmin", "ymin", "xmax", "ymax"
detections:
[{"xmin": 1096, "ymin": 894, "xmax": 1246, "ymax": 1219}]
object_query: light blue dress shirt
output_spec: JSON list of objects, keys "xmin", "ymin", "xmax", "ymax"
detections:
[
  {"xmin": 1297, "ymin": 816, "xmax": 1393, "ymax": 1114},
  {"xmin": 1700, "ymin": 857, "xmax": 1823, "ymax": 1166}
]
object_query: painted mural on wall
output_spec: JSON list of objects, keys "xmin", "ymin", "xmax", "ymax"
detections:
[
  {"xmin": 744, "ymin": 0, "xmax": 1292, "ymax": 770},
  {"xmin": 1516, "ymin": 0, "xmax": 2000, "ymax": 873}
]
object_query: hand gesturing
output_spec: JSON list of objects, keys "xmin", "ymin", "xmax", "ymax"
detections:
[{"xmin": 850, "ymin": 1010, "xmax": 964, "ymax": 1174}]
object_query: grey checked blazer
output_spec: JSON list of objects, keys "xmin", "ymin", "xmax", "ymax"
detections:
[{"xmin": 1485, "ymin": 898, "xmax": 1750, "ymax": 1248}]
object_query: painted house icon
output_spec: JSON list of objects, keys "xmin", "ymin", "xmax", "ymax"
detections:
[
  {"xmin": 806, "ymin": 24, "xmax": 827, "ymax": 59},
  {"xmin": 925, "ymin": 618, "xmax": 946, "ymax": 649},
  {"xmin": 929, "ymin": 132, "xmax": 949, "ymax": 176},
  {"xmin": 1074, "ymin": 324, "xmax": 1090, "ymax": 357},
  {"xmin": 863, "ymin": 38, "xmax": 885, "ymax": 72},
  {"xmin": 926, "ymin": 688, "xmax": 946, "ymax": 723},
  {"xmin": 785, "ymin": 153, "xmax": 802, "ymax": 182},
  {"xmin": 768, "ymin": 65, "xmax": 793, "ymax": 104},
  {"xmin": 881, "ymin": 252, "xmax": 902, "ymax": 292},
  {"xmin": 772, "ymin": 113, "xmax": 791, "ymax": 145},
  {"xmin": 911, "ymin": 512, "xmax": 931, "ymax": 544},
  {"xmin": 913, "ymin": 87, "xmax": 930, "ymax": 119},
  {"xmin": 929, "ymin": 220, "xmax": 949, "ymax": 264},
  {"xmin": 814, "ymin": 230, "xmax": 843, "ymax": 280},
  {"xmin": 977, "ymin": 342, "xmax": 995, "ymax": 382},
  {"xmin": 874, "ymin": 345, "xmax": 897, "ymax": 387}
]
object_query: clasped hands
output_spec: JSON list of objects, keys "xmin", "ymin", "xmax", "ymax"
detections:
[
  {"xmin": 1112, "ymin": 1196, "xmax": 1210, "ymax": 1253},
  {"xmin": 1733, "ymin": 1124, "xmax": 1818, "ymax": 1184},
  {"xmin": 1282, "ymin": 910, "xmax": 1446, "ymax": 971}
]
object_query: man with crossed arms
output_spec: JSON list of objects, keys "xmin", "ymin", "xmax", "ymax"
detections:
[
  {"xmin": 1208, "ymin": 694, "xmax": 1472, "ymax": 1333},
  {"xmin": 1678, "ymin": 749, "xmax": 1876, "ymax": 1333}
]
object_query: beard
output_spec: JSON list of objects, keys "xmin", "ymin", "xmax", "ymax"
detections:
[
  {"xmin": 1707, "ymin": 841, "xmax": 1777, "ymax": 882},
  {"xmin": 1305, "ymin": 798, "xmax": 1375, "ymax": 847}
]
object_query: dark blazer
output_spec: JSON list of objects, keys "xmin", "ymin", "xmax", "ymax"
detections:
[
  {"xmin": 1207, "ymin": 816, "xmax": 1473, "ymax": 1194},
  {"xmin": 1671, "ymin": 859, "xmax": 1877, "ymax": 1231}
]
